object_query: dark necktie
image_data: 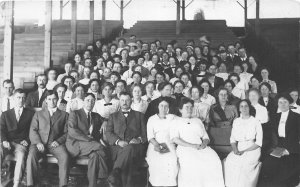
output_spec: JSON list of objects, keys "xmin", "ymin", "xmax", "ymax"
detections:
[
  {"xmin": 87, "ymin": 112, "xmax": 91, "ymax": 126},
  {"xmin": 7, "ymin": 98, "xmax": 10, "ymax": 111}
]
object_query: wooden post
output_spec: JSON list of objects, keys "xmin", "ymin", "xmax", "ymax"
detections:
[
  {"xmin": 244, "ymin": 0, "xmax": 247, "ymax": 34},
  {"xmin": 120, "ymin": 0, "xmax": 124, "ymax": 23},
  {"xmin": 255, "ymin": 0, "xmax": 260, "ymax": 35},
  {"xmin": 60, "ymin": 0, "xmax": 63, "ymax": 20},
  {"xmin": 89, "ymin": 0, "xmax": 94, "ymax": 43},
  {"xmin": 44, "ymin": 0, "xmax": 52, "ymax": 70},
  {"xmin": 102, "ymin": 0, "xmax": 107, "ymax": 38},
  {"xmin": 71, "ymin": 0, "xmax": 77, "ymax": 52},
  {"xmin": 176, "ymin": 0, "xmax": 181, "ymax": 35},
  {"xmin": 182, "ymin": 0, "xmax": 185, "ymax": 21},
  {"xmin": 3, "ymin": 1, "xmax": 14, "ymax": 80}
]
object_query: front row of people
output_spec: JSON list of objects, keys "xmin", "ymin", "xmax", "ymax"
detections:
[{"xmin": 1, "ymin": 88, "xmax": 300, "ymax": 187}]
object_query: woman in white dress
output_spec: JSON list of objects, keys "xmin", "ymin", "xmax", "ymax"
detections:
[
  {"xmin": 199, "ymin": 80, "xmax": 216, "ymax": 106},
  {"xmin": 223, "ymin": 99, "xmax": 263, "ymax": 187},
  {"xmin": 146, "ymin": 98, "xmax": 178, "ymax": 187},
  {"xmin": 171, "ymin": 98, "xmax": 224, "ymax": 187},
  {"xmin": 131, "ymin": 85, "xmax": 148, "ymax": 114}
]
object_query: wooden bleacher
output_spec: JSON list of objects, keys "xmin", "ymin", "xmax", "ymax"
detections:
[
  {"xmin": 0, "ymin": 20, "xmax": 122, "ymax": 91},
  {"xmin": 117, "ymin": 20, "xmax": 239, "ymax": 47}
]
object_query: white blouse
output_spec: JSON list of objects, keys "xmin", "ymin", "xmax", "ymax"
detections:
[
  {"xmin": 278, "ymin": 110, "xmax": 289, "ymax": 138},
  {"xmin": 93, "ymin": 98, "xmax": 120, "ymax": 119},
  {"xmin": 252, "ymin": 103, "xmax": 269, "ymax": 124},
  {"xmin": 200, "ymin": 94, "xmax": 216, "ymax": 106},
  {"xmin": 66, "ymin": 98, "xmax": 84, "ymax": 113},
  {"xmin": 230, "ymin": 116, "xmax": 263, "ymax": 147},
  {"xmin": 131, "ymin": 99, "xmax": 149, "ymax": 114}
]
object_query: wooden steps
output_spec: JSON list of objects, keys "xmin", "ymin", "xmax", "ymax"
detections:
[{"xmin": 117, "ymin": 20, "xmax": 239, "ymax": 47}]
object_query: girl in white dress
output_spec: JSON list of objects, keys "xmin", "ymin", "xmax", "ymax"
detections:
[
  {"xmin": 223, "ymin": 99, "xmax": 263, "ymax": 187},
  {"xmin": 171, "ymin": 98, "xmax": 224, "ymax": 187},
  {"xmin": 146, "ymin": 98, "xmax": 178, "ymax": 187}
]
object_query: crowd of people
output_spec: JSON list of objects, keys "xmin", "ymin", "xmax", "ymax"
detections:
[{"xmin": 1, "ymin": 35, "xmax": 300, "ymax": 187}]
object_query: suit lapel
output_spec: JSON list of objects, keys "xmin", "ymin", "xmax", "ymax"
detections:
[
  {"xmin": 8, "ymin": 109, "xmax": 18, "ymax": 129},
  {"xmin": 285, "ymin": 111, "xmax": 293, "ymax": 135},
  {"xmin": 79, "ymin": 108, "xmax": 89, "ymax": 132},
  {"xmin": 51, "ymin": 109, "xmax": 61, "ymax": 126},
  {"xmin": 118, "ymin": 110, "xmax": 127, "ymax": 132}
]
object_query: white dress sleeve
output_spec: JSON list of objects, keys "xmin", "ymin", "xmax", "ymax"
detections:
[
  {"xmin": 230, "ymin": 119, "xmax": 238, "ymax": 144},
  {"xmin": 254, "ymin": 119, "xmax": 263, "ymax": 147},
  {"xmin": 147, "ymin": 116, "xmax": 155, "ymax": 141},
  {"xmin": 170, "ymin": 119, "xmax": 181, "ymax": 141},
  {"xmin": 200, "ymin": 121, "xmax": 209, "ymax": 140}
]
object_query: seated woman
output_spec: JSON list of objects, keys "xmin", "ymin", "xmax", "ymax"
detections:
[
  {"xmin": 169, "ymin": 66, "xmax": 184, "ymax": 85},
  {"xmin": 93, "ymin": 82, "xmax": 120, "ymax": 120},
  {"xmin": 289, "ymin": 88, "xmax": 300, "ymax": 114},
  {"xmin": 171, "ymin": 98, "xmax": 224, "ymax": 187},
  {"xmin": 199, "ymin": 79, "xmax": 216, "ymax": 106},
  {"xmin": 223, "ymin": 80, "xmax": 240, "ymax": 106},
  {"xmin": 248, "ymin": 88, "xmax": 269, "ymax": 124},
  {"xmin": 131, "ymin": 84, "xmax": 148, "ymax": 114},
  {"xmin": 61, "ymin": 75, "xmax": 75, "ymax": 102},
  {"xmin": 223, "ymin": 99, "xmax": 263, "ymax": 187},
  {"xmin": 146, "ymin": 98, "xmax": 178, "ymax": 187},
  {"xmin": 260, "ymin": 67, "xmax": 277, "ymax": 95},
  {"xmin": 249, "ymin": 75, "xmax": 260, "ymax": 89},
  {"xmin": 53, "ymin": 83, "xmax": 67, "ymax": 111},
  {"xmin": 87, "ymin": 79, "xmax": 102, "ymax": 100},
  {"xmin": 141, "ymin": 81, "xmax": 159, "ymax": 102},
  {"xmin": 66, "ymin": 83, "xmax": 85, "ymax": 113},
  {"xmin": 172, "ymin": 80, "xmax": 185, "ymax": 104},
  {"xmin": 180, "ymin": 72, "xmax": 192, "ymax": 98},
  {"xmin": 79, "ymin": 66, "xmax": 91, "ymax": 86},
  {"xmin": 46, "ymin": 68, "xmax": 59, "ymax": 90},
  {"xmin": 261, "ymin": 94, "xmax": 300, "ymax": 187},
  {"xmin": 228, "ymin": 73, "xmax": 246, "ymax": 99},
  {"xmin": 209, "ymin": 88, "xmax": 238, "ymax": 155},
  {"xmin": 190, "ymin": 86, "xmax": 210, "ymax": 126},
  {"xmin": 216, "ymin": 62, "xmax": 229, "ymax": 81}
]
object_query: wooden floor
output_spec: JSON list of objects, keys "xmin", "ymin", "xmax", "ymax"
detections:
[{"xmin": 1, "ymin": 164, "xmax": 148, "ymax": 187}]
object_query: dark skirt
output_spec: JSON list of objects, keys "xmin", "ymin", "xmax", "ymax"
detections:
[{"xmin": 260, "ymin": 153, "xmax": 300, "ymax": 187}]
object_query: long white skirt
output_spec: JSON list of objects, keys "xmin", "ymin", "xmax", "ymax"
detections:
[
  {"xmin": 176, "ymin": 146, "xmax": 225, "ymax": 187},
  {"xmin": 223, "ymin": 142, "xmax": 261, "ymax": 187},
  {"xmin": 146, "ymin": 144, "xmax": 178, "ymax": 186}
]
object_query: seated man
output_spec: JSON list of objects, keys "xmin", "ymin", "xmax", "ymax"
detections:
[
  {"xmin": 66, "ymin": 93, "xmax": 108, "ymax": 187},
  {"xmin": 1, "ymin": 89, "xmax": 35, "ymax": 187},
  {"xmin": 26, "ymin": 90, "xmax": 69, "ymax": 187},
  {"xmin": 106, "ymin": 92, "xmax": 147, "ymax": 187},
  {"xmin": 25, "ymin": 74, "xmax": 48, "ymax": 108}
]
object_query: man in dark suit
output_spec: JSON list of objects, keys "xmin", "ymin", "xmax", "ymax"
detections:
[
  {"xmin": 1, "ymin": 89, "xmax": 35, "ymax": 187},
  {"xmin": 207, "ymin": 64, "xmax": 224, "ymax": 93},
  {"xmin": 25, "ymin": 74, "xmax": 48, "ymax": 108},
  {"xmin": 66, "ymin": 93, "xmax": 108, "ymax": 187},
  {"xmin": 26, "ymin": 90, "xmax": 69, "ymax": 187},
  {"xmin": 106, "ymin": 92, "xmax": 147, "ymax": 187}
]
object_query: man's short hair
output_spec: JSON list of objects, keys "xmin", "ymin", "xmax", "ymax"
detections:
[
  {"xmin": 84, "ymin": 92, "xmax": 96, "ymax": 100},
  {"xmin": 119, "ymin": 91, "xmax": 131, "ymax": 98},
  {"xmin": 2, "ymin": 79, "xmax": 14, "ymax": 87},
  {"xmin": 13, "ymin": 88, "xmax": 25, "ymax": 95},
  {"xmin": 45, "ymin": 90, "xmax": 58, "ymax": 99}
]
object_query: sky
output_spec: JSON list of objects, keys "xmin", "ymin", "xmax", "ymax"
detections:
[{"xmin": 0, "ymin": 0, "xmax": 300, "ymax": 28}]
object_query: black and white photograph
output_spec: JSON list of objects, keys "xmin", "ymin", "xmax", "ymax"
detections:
[{"xmin": 0, "ymin": 0, "xmax": 300, "ymax": 186}]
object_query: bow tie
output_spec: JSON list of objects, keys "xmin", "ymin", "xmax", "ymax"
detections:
[{"xmin": 104, "ymin": 103, "xmax": 112, "ymax": 106}]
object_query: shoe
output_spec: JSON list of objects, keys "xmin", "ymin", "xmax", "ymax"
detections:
[{"xmin": 107, "ymin": 168, "xmax": 122, "ymax": 187}]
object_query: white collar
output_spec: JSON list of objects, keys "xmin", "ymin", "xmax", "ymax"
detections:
[
  {"xmin": 83, "ymin": 108, "xmax": 91, "ymax": 115},
  {"xmin": 48, "ymin": 107, "xmax": 57, "ymax": 113}
]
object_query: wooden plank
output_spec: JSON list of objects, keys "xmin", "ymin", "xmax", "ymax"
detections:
[
  {"xmin": 102, "ymin": 0, "xmax": 107, "ymax": 38},
  {"xmin": 71, "ymin": 0, "xmax": 77, "ymax": 52},
  {"xmin": 3, "ymin": 1, "xmax": 14, "ymax": 80},
  {"xmin": 89, "ymin": 0, "xmax": 94, "ymax": 43},
  {"xmin": 44, "ymin": 0, "xmax": 52, "ymax": 70}
]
